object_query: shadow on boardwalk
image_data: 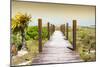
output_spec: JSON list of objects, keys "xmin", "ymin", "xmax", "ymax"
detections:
[{"xmin": 32, "ymin": 31, "xmax": 83, "ymax": 64}]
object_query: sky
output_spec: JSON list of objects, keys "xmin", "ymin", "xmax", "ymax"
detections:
[{"xmin": 12, "ymin": 1, "xmax": 96, "ymax": 26}]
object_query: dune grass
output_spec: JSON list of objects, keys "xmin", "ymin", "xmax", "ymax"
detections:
[
  {"xmin": 68, "ymin": 27, "xmax": 96, "ymax": 62},
  {"xmin": 11, "ymin": 39, "xmax": 47, "ymax": 65}
]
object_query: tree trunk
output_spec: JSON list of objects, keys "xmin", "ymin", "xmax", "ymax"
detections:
[{"xmin": 21, "ymin": 29, "xmax": 26, "ymax": 50}]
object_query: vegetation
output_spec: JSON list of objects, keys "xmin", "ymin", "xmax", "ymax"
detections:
[
  {"xmin": 68, "ymin": 26, "xmax": 96, "ymax": 61},
  {"xmin": 11, "ymin": 39, "xmax": 47, "ymax": 65},
  {"xmin": 11, "ymin": 12, "xmax": 48, "ymax": 65},
  {"xmin": 11, "ymin": 12, "xmax": 96, "ymax": 65},
  {"xmin": 12, "ymin": 12, "xmax": 31, "ymax": 50},
  {"xmin": 26, "ymin": 26, "xmax": 48, "ymax": 40},
  {"xmin": 11, "ymin": 26, "xmax": 48, "ymax": 65}
]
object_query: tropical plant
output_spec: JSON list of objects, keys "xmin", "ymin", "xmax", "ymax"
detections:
[{"xmin": 12, "ymin": 12, "xmax": 31, "ymax": 50}]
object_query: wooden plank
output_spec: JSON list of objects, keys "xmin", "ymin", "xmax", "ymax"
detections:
[
  {"xmin": 38, "ymin": 18, "xmax": 42, "ymax": 52},
  {"xmin": 32, "ymin": 31, "xmax": 82, "ymax": 64},
  {"xmin": 73, "ymin": 20, "xmax": 77, "ymax": 50},
  {"xmin": 47, "ymin": 22, "xmax": 50, "ymax": 40}
]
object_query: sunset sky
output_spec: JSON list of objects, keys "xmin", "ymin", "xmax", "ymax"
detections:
[{"xmin": 12, "ymin": 1, "xmax": 96, "ymax": 26}]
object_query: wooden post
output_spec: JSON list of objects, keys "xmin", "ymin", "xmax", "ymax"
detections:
[
  {"xmin": 60, "ymin": 25, "xmax": 61, "ymax": 31},
  {"xmin": 73, "ymin": 20, "xmax": 77, "ymax": 50},
  {"xmin": 66, "ymin": 23, "xmax": 68, "ymax": 40},
  {"xmin": 53, "ymin": 25, "xmax": 54, "ymax": 32},
  {"xmin": 61, "ymin": 24, "xmax": 65, "ymax": 36},
  {"xmin": 51, "ymin": 24, "xmax": 54, "ymax": 35},
  {"xmin": 52, "ymin": 24, "xmax": 54, "ymax": 33},
  {"xmin": 60, "ymin": 25, "xmax": 63, "ymax": 33},
  {"xmin": 47, "ymin": 22, "xmax": 50, "ymax": 40},
  {"xmin": 50, "ymin": 24, "xmax": 52, "ymax": 35},
  {"xmin": 38, "ymin": 18, "xmax": 42, "ymax": 52},
  {"xmin": 50, "ymin": 24, "xmax": 52, "ymax": 36},
  {"xmin": 53, "ymin": 25, "xmax": 55, "ymax": 33},
  {"xmin": 54, "ymin": 25, "xmax": 55, "ymax": 32},
  {"xmin": 62, "ymin": 25, "xmax": 63, "ymax": 33},
  {"xmin": 63, "ymin": 24, "xmax": 65, "ymax": 36}
]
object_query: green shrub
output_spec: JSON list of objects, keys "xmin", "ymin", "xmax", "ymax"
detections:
[
  {"xmin": 11, "ymin": 26, "xmax": 48, "ymax": 51},
  {"xmin": 26, "ymin": 26, "xmax": 48, "ymax": 40},
  {"xmin": 11, "ymin": 33, "xmax": 22, "ymax": 50}
]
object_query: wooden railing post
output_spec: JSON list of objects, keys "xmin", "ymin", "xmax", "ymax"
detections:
[
  {"xmin": 50, "ymin": 24, "xmax": 54, "ymax": 35},
  {"xmin": 60, "ymin": 25, "xmax": 62, "ymax": 32},
  {"xmin": 52, "ymin": 24, "xmax": 54, "ymax": 33},
  {"xmin": 54, "ymin": 25, "xmax": 55, "ymax": 31},
  {"xmin": 60, "ymin": 25, "xmax": 63, "ymax": 33},
  {"xmin": 38, "ymin": 18, "xmax": 42, "ymax": 53},
  {"xmin": 47, "ymin": 22, "xmax": 50, "ymax": 40},
  {"xmin": 50, "ymin": 24, "xmax": 52, "ymax": 36},
  {"xmin": 50, "ymin": 24, "xmax": 52, "ymax": 35},
  {"xmin": 63, "ymin": 24, "xmax": 65, "ymax": 36},
  {"xmin": 73, "ymin": 20, "xmax": 77, "ymax": 50},
  {"xmin": 66, "ymin": 23, "xmax": 68, "ymax": 40},
  {"xmin": 61, "ymin": 24, "xmax": 65, "ymax": 35},
  {"xmin": 53, "ymin": 24, "xmax": 55, "ymax": 33}
]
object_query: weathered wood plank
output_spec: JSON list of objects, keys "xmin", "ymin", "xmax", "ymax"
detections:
[{"xmin": 32, "ymin": 31, "xmax": 82, "ymax": 64}]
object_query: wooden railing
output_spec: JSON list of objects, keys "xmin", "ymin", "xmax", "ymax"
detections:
[
  {"xmin": 11, "ymin": 18, "xmax": 77, "ymax": 54},
  {"xmin": 38, "ymin": 18, "xmax": 55, "ymax": 53},
  {"xmin": 60, "ymin": 20, "xmax": 77, "ymax": 50},
  {"xmin": 38, "ymin": 18, "xmax": 77, "ymax": 52}
]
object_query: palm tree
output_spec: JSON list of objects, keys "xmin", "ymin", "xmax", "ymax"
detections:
[{"xmin": 12, "ymin": 12, "xmax": 31, "ymax": 50}]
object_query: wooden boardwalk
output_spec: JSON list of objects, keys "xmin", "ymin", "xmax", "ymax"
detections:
[{"xmin": 32, "ymin": 31, "xmax": 83, "ymax": 64}]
